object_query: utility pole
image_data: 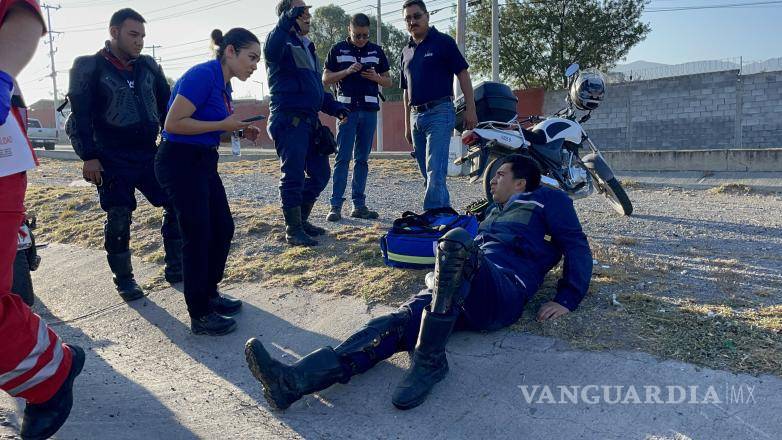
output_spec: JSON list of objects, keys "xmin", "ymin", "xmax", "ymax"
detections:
[
  {"xmin": 491, "ymin": 0, "xmax": 499, "ymax": 82},
  {"xmin": 42, "ymin": 4, "xmax": 61, "ymax": 134},
  {"xmin": 145, "ymin": 44, "xmax": 162, "ymax": 63},
  {"xmin": 376, "ymin": 0, "xmax": 384, "ymax": 152}
]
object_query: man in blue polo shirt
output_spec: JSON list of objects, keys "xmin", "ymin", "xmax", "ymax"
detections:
[
  {"xmin": 323, "ymin": 13, "xmax": 391, "ymax": 222},
  {"xmin": 266, "ymin": 0, "xmax": 349, "ymax": 247},
  {"xmin": 401, "ymin": 0, "xmax": 478, "ymax": 211}
]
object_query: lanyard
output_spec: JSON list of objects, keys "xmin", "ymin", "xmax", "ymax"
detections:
[{"xmin": 222, "ymin": 90, "xmax": 233, "ymax": 115}]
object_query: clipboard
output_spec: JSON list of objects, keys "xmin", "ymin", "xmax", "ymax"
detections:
[{"xmin": 0, "ymin": 108, "xmax": 37, "ymax": 178}]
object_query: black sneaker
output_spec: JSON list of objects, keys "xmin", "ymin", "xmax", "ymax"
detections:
[
  {"xmin": 114, "ymin": 277, "xmax": 145, "ymax": 302},
  {"xmin": 209, "ymin": 294, "xmax": 242, "ymax": 316},
  {"xmin": 21, "ymin": 344, "xmax": 85, "ymax": 440},
  {"xmin": 164, "ymin": 270, "xmax": 183, "ymax": 284},
  {"xmin": 350, "ymin": 206, "xmax": 379, "ymax": 219},
  {"xmin": 326, "ymin": 207, "xmax": 341, "ymax": 222},
  {"xmin": 191, "ymin": 312, "xmax": 237, "ymax": 336}
]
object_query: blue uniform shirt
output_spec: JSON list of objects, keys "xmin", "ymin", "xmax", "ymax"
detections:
[
  {"xmin": 325, "ymin": 39, "xmax": 389, "ymax": 111},
  {"xmin": 162, "ymin": 59, "xmax": 232, "ymax": 147},
  {"xmin": 477, "ymin": 187, "xmax": 593, "ymax": 311},
  {"xmin": 399, "ymin": 26, "xmax": 469, "ymax": 106}
]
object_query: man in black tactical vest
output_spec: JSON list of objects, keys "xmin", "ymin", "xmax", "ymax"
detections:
[{"xmin": 66, "ymin": 8, "xmax": 182, "ymax": 301}]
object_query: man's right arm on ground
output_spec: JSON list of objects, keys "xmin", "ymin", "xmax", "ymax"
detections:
[{"xmin": 67, "ymin": 56, "xmax": 100, "ymax": 161}]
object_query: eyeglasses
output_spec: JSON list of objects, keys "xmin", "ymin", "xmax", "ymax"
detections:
[
  {"xmin": 404, "ymin": 12, "xmax": 425, "ymax": 23},
  {"xmin": 352, "ymin": 33, "xmax": 370, "ymax": 40}
]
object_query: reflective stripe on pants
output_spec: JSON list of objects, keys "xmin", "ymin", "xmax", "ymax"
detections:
[{"xmin": 0, "ymin": 172, "xmax": 72, "ymax": 404}]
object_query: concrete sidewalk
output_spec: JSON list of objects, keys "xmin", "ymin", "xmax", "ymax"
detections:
[{"xmin": 2, "ymin": 244, "xmax": 781, "ymax": 439}]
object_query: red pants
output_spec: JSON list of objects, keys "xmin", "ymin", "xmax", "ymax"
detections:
[{"xmin": 0, "ymin": 172, "xmax": 72, "ymax": 404}]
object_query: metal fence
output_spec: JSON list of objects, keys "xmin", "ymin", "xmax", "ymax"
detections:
[{"xmin": 608, "ymin": 56, "xmax": 782, "ymax": 83}]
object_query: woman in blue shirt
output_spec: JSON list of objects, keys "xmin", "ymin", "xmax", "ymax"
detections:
[{"xmin": 155, "ymin": 28, "xmax": 261, "ymax": 336}]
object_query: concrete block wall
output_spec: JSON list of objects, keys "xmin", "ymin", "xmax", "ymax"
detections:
[{"xmin": 542, "ymin": 69, "xmax": 782, "ymax": 151}]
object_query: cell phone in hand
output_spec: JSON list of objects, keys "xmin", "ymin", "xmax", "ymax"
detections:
[{"xmin": 241, "ymin": 115, "xmax": 266, "ymax": 123}]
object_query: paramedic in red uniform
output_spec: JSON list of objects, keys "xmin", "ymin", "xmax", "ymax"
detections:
[{"xmin": 0, "ymin": 1, "xmax": 85, "ymax": 438}]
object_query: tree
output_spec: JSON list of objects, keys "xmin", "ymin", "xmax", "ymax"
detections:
[
  {"xmin": 465, "ymin": 0, "xmax": 650, "ymax": 90},
  {"xmin": 309, "ymin": 4, "xmax": 408, "ymax": 101}
]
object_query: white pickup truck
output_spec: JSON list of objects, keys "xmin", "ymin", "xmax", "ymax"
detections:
[{"xmin": 26, "ymin": 118, "xmax": 57, "ymax": 150}]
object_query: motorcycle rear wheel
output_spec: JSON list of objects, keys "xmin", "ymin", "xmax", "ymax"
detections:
[{"xmin": 482, "ymin": 158, "xmax": 504, "ymax": 204}]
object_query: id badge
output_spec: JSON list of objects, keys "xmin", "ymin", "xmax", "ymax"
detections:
[{"xmin": 231, "ymin": 133, "xmax": 241, "ymax": 157}]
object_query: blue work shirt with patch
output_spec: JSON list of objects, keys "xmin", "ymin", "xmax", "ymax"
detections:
[
  {"xmin": 325, "ymin": 39, "xmax": 390, "ymax": 111},
  {"xmin": 399, "ymin": 26, "xmax": 469, "ymax": 106},
  {"xmin": 477, "ymin": 186, "xmax": 593, "ymax": 311},
  {"xmin": 264, "ymin": 12, "xmax": 345, "ymax": 118},
  {"xmin": 162, "ymin": 59, "xmax": 231, "ymax": 148}
]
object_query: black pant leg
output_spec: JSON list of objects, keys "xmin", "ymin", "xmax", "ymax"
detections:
[
  {"xmin": 154, "ymin": 142, "xmax": 213, "ymax": 319},
  {"xmin": 206, "ymin": 164, "xmax": 234, "ymax": 294}
]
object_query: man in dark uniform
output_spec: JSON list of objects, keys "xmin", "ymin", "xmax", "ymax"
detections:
[
  {"xmin": 67, "ymin": 8, "xmax": 181, "ymax": 301},
  {"xmin": 245, "ymin": 154, "xmax": 593, "ymax": 410},
  {"xmin": 265, "ymin": 0, "xmax": 349, "ymax": 247},
  {"xmin": 322, "ymin": 13, "xmax": 391, "ymax": 222},
  {"xmin": 400, "ymin": 0, "xmax": 478, "ymax": 211}
]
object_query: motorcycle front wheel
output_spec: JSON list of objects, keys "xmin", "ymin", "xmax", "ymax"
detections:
[{"xmin": 596, "ymin": 176, "xmax": 633, "ymax": 215}]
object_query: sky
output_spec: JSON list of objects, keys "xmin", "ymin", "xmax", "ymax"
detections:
[{"xmin": 15, "ymin": 0, "xmax": 782, "ymax": 105}]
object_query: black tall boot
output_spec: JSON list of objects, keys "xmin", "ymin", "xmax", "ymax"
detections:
[
  {"xmin": 106, "ymin": 251, "xmax": 144, "ymax": 301},
  {"xmin": 392, "ymin": 227, "xmax": 479, "ymax": 410},
  {"xmin": 391, "ymin": 309, "xmax": 457, "ymax": 410},
  {"xmin": 162, "ymin": 238, "xmax": 183, "ymax": 284},
  {"xmin": 282, "ymin": 207, "xmax": 317, "ymax": 247},
  {"xmin": 245, "ymin": 342, "xmax": 345, "ymax": 410},
  {"xmin": 300, "ymin": 200, "xmax": 326, "ymax": 236},
  {"xmin": 20, "ymin": 344, "xmax": 85, "ymax": 440},
  {"xmin": 245, "ymin": 310, "xmax": 410, "ymax": 410}
]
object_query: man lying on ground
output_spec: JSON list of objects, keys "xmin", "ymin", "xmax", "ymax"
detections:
[{"xmin": 245, "ymin": 154, "xmax": 593, "ymax": 410}]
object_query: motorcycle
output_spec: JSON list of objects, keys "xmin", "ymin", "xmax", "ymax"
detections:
[
  {"xmin": 13, "ymin": 215, "xmax": 41, "ymax": 306},
  {"xmin": 456, "ymin": 63, "xmax": 633, "ymax": 216}
]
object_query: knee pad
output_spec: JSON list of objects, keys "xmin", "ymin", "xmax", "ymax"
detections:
[
  {"xmin": 104, "ymin": 207, "xmax": 131, "ymax": 254},
  {"xmin": 440, "ymin": 227, "xmax": 474, "ymax": 248},
  {"xmin": 432, "ymin": 228, "xmax": 481, "ymax": 314}
]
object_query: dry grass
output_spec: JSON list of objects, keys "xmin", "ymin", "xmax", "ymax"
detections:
[
  {"xmin": 513, "ymin": 242, "xmax": 782, "ymax": 377},
  {"xmin": 218, "ymin": 159, "xmax": 280, "ymax": 177},
  {"xmin": 25, "ymin": 183, "xmax": 782, "ymax": 377},
  {"xmin": 25, "ymin": 185, "xmax": 420, "ymax": 306},
  {"xmin": 613, "ymin": 235, "xmax": 639, "ymax": 246},
  {"xmin": 217, "ymin": 158, "xmax": 421, "ymax": 181},
  {"xmin": 708, "ymin": 183, "xmax": 755, "ymax": 195}
]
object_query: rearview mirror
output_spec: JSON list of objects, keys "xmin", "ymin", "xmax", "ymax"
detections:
[{"xmin": 565, "ymin": 63, "xmax": 579, "ymax": 77}]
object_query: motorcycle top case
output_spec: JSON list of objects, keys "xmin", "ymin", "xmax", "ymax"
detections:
[
  {"xmin": 380, "ymin": 208, "xmax": 480, "ymax": 269},
  {"xmin": 455, "ymin": 81, "xmax": 518, "ymax": 132}
]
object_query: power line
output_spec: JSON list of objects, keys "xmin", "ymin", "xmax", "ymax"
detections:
[{"xmin": 62, "ymin": 0, "xmax": 247, "ymax": 33}]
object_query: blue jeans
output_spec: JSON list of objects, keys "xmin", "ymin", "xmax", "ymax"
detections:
[
  {"xmin": 330, "ymin": 109, "xmax": 377, "ymax": 209},
  {"xmin": 410, "ymin": 101, "xmax": 455, "ymax": 210}
]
